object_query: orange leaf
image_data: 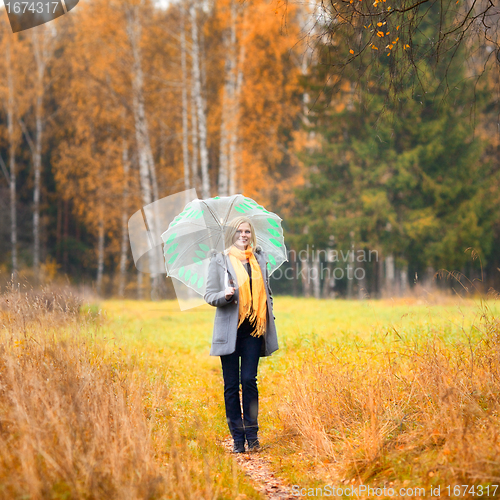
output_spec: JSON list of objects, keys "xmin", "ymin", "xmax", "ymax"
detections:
[{"xmin": 350, "ymin": 49, "xmax": 354, "ymax": 54}]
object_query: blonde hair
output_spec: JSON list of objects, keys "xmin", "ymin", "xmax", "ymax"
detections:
[{"xmin": 224, "ymin": 216, "xmax": 257, "ymax": 251}]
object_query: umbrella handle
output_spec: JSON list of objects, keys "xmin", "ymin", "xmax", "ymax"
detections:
[
  {"xmin": 224, "ymin": 270, "xmax": 235, "ymax": 289},
  {"xmin": 223, "ymin": 255, "xmax": 230, "ymax": 289},
  {"xmin": 223, "ymin": 255, "xmax": 234, "ymax": 290}
]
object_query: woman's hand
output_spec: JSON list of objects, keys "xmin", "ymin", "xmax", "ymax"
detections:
[{"xmin": 225, "ymin": 286, "xmax": 235, "ymax": 300}]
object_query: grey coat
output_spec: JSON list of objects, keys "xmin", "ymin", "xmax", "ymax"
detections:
[{"xmin": 204, "ymin": 247, "xmax": 279, "ymax": 357}]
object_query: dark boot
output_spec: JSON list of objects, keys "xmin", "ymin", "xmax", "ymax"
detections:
[
  {"xmin": 233, "ymin": 440, "xmax": 246, "ymax": 453},
  {"xmin": 247, "ymin": 438, "xmax": 260, "ymax": 452}
]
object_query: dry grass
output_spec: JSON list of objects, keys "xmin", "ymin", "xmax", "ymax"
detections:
[
  {"xmin": 278, "ymin": 299, "xmax": 500, "ymax": 487},
  {"xmin": 0, "ymin": 286, "xmax": 230, "ymax": 500}
]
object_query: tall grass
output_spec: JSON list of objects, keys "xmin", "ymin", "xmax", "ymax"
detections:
[
  {"xmin": 277, "ymin": 298, "xmax": 500, "ymax": 486},
  {"xmin": 0, "ymin": 286, "xmax": 230, "ymax": 499}
]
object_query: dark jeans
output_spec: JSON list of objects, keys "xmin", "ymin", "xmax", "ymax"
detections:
[{"xmin": 220, "ymin": 334, "xmax": 263, "ymax": 443}]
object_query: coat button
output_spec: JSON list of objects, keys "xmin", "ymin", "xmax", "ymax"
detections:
[{"xmin": 234, "ymin": 300, "xmax": 238, "ymax": 304}]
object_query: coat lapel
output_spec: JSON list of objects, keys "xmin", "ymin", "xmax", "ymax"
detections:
[
  {"xmin": 225, "ymin": 253, "xmax": 237, "ymax": 284},
  {"xmin": 214, "ymin": 252, "xmax": 237, "ymax": 285}
]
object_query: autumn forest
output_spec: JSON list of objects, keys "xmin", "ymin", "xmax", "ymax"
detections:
[{"xmin": 0, "ymin": 0, "xmax": 499, "ymax": 299}]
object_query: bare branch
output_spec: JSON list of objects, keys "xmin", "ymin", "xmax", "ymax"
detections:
[
  {"xmin": 0, "ymin": 154, "xmax": 10, "ymax": 184},
  {"xmin": 18, "ymin": 118, "xmax": 35, "ymax": 156}
]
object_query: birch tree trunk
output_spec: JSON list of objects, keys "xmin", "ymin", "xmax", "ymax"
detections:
[
  {"xmin": 218, "ymin": 0, "xmax": 240, "ymax": 196},
  {"xmin": 126, "ymin": 2, "xmax": 161, "ymax": 298},
  {"xmin": 296, "ymin": 7, "xmax": 319, "ymax": 299},
  {"xmin": 30, "ymin": 28, "xmax": 51, "ymax": 284},
  {"xmin": 424, "ymin": 266, "xmax": 435, "ymax": 291},
  {"xmin": 385, "ymin": 254, "xmax": 395, "ymax": 297},
  {"xmin": 298, "ymin": 3, "xmax": 314, "ymax": 129},
  {"xmin": 301, "ymin": 259, "xmax": 311, "ymax": 298},
  {"xmin": 322, "ymin": 262, "xmax": 332, "ymax": 298},
  {"xmin": 118, "ymin": 140, "xmax": 130, "ymax": 298},
  {"xmin": 377, "ymin": 250, "xmax": 384, "ymax": 298},
  {"xmin": 217, "ymin": 25, "xmax": 231, "ymax": 196},
  {"xmin": 400, "ymin": 263, "xmax": 408, "ymax": 296},
  {"xmin": 33, "ymin": 94, "xmax": 43, "ymax": 281},
  {"xmin": 190, "ymin": 80, "xmax": 199, "ymax": 192},
  {"xmin": 180, "ymin": 1, "xmax": 191, "ymax": 194},
  {"xmin": 312, "ymin": 253, "xmax": 321, "ymax": 299},
  {"xmin": 357, "ymin": 260, "xmax": 367, "ymax": 299},
  {"xmin": 126, "ymin": 4, "xmax": 154, "ymax": 208},
  {"xmin": 291, "ymin": 250, "xmax": 298, "ymax": 296},
  {"xmin": 228, "ymin": 41, "xmax": 245, "ymax": 195},
  {"xmin": 96, "ymin": 209, "xmax": 105, "ymax": 296},
  {"xmin": 228, "ymin": 3, "xmax": 246, "ymax": 195},
  {"xmin": 5, "ymin": 40, "xmax": 18, "ymax": 277},
  {"xmin": 190, "ymin": 2, "xmax": 210, "ymax": 198},
  {"xmin": 346, "ymin": 238, "xmax": 355, "ymax": 299},
  {"xmin": 189, "ymin": 17, "xmax": 199, "ymax": 196}
]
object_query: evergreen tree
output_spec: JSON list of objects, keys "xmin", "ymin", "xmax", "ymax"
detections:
[{"xmin": 294, "ymin": 2, "xmax": 492, "ymax": 294}]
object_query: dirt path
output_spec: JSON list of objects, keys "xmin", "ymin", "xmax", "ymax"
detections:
[{"xmin": 221, "ymin": 438, "xmax": 297, "ymax": 500}]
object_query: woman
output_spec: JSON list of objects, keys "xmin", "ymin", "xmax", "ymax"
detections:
[{"xmin": 204, "ymin": 216, "xmax": 279, "ymax": 453}]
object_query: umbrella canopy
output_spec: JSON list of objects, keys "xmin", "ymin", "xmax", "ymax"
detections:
[{"xmin": 161, "ymin": 194, "xmax": 287, "ymax": 296}]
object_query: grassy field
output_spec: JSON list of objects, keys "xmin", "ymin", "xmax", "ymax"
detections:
[
  {"xmin": 101, "ymin": 295, "xmax": 500, "ymax": 496},
  {"xmin": 2, "ymin": 290, "xmax": 500, "ymax": 498}
]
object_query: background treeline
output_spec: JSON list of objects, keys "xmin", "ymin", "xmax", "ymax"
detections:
[{"xmin": 0, "ymin": 0, "xmax": 498, "ymax": 299}]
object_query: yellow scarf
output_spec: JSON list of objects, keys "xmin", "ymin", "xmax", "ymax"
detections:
[{"xmin": 227, "ymin": 245, "xmax": 267, "ymax": 337}]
